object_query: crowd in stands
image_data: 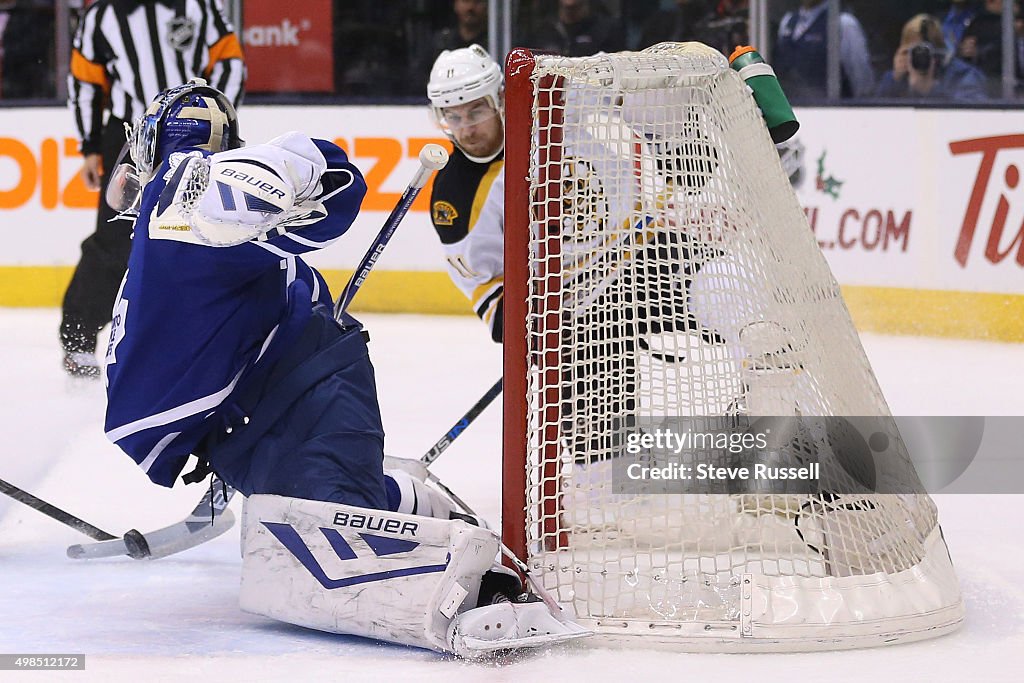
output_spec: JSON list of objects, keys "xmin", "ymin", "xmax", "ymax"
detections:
[{"xmin": 1, "ymin": 0, "xmax": 1022, "ymax": 104}]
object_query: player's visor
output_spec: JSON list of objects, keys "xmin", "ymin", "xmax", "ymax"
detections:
[{"xmin": 437, "ymin": 100, "xmax": 500, "ymax": 133}]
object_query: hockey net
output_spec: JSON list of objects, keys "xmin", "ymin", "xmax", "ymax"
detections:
[{"xmin": 501, "ymin": 42, "xmax": 964, "ymax": 650}]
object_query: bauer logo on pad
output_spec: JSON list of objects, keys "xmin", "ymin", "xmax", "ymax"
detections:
[{"xmin": 262, "ymin": 522, "xmax": 447, "ymax": 590}]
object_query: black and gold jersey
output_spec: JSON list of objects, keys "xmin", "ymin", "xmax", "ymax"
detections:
[{"xmin": 429, "ymin": 147, "xmax": 505, "ymax": 342}]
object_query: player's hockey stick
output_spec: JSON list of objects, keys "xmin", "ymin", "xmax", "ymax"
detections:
[
  {"xmin": 66, "ymin": 476, "xmax": 236, "ymax": 560},
  {"xmin": 421, "ymin": 377, "xmax": 503, "ymax": 467},
  {"xmin": 0, "ymin": 477, "xmax": 117, "ymax": 541},
  {"xmin": 383, "ymin": 376, "xmax": 503, "ymax": 511},
  {"xmin": 383, "ymin": 454, "xmax": 564, "ymax": 612},
  {"xmin": 334, "ymin": 144, "xmax": 449, "ymax": 318},
  {"xmin": 384, "ymin": 387, "xmax": 565, "ymax": 613},
  {"xmin": 432, "ymin": 474, "xmax": 564, "ymax": 613}
]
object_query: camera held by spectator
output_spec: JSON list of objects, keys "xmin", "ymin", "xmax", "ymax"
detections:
[
  {"xmin": 909, "ymin": 40, "xmax": 946, "ymax": 74},
  {"xmin": 876, "ymin": 14, "xmax": 988, "ymax": 102}
]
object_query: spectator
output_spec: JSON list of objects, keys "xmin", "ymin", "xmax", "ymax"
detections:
[
  {"xmin": 62, "ymin": 0, "xmax": 245, "ymax": 377},
  {"xmin": 636, "ymin": 0, "xmax": 708, "ymax": 49},
  {"xmin": 525, "ymin": 0, "xmax": 624, "ymax": 57},
  {"xmin": 773, "ymin": 0, "xmax": 875, "ymax": 100},
  {"xmin": 334, "ymin": 2, "xmax": 412, "ymax": 96},
  {"xmin": 960, "ymin": 0, "xmax": 1022, "ymax": 94},
  {"xmin": 414, "ymin": 0, "xmax": 488, "ymax": 90},
  {"xmin": 0, "ymin": 0, "xmax": 55, "ymax": 99},
  {"xmin": 634, "ymin": 0, "xmax": 751, "ymax": 55},
  {"xmin": 943, "ymin": 0, "xmax": 980, "ymax": 54},
  {"xmin": 876, "ymin": 13, "xmax": 988, "ymax": 102},
  {"xmin": 695, "ymin": 0, "xmax": 750, "ymax": 56},
  {"xmin": 435, "ymin": 0, "xmax": 488, "ymax": 52}
]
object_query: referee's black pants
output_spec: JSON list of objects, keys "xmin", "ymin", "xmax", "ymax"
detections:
[{"xmin": 60, "ymin": 117, "xmax": 131, "ymax": 356}]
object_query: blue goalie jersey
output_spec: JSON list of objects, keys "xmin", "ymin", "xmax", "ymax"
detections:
[{"xmin": 104, "ymin": 134, "xmax": 367, "ymax": 487}]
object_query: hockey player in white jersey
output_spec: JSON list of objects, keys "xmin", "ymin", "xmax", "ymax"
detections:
[
  {"xmin": 427, "ymin": 44, "xmax": 507, "ymax": 341},
  {"xmin": 102, "ymin": 79, "xmax": 587, "ymax": 658},
  {"xmin": 425, "ymin": 44, "xmax": 716, "ymax": 345},
  {"xmin": 425, "ymin": 46, "xmax": 712, "ymax": 456}
]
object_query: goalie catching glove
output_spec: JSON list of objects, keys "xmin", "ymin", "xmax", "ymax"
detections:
[{"xmin": 160, "ymin": 131, "xmax": 329, "ymax": 247}]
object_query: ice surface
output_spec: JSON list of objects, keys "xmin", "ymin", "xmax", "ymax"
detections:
[{"xmin": 1, "ymin": 309, "xmax": 1021, "ymax": 681}]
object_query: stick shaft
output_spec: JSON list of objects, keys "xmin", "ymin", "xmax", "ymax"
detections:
[
  {"xmin": 333, "ymin": 149, "xmax": 442, "ymax": 319},
  {"xmin": 420, "ymin": 378, "xmax": 503, "ymax": 466},
  {"xmin": 333, "ymin": 183, "xmax": 423, "ymax": 318},
  {"xmin": 418, "ymin": 471, "xmax": 563, "ymax": 612},
  {"xmin": 0, "ymin": 477, "xmax": 117, "ymax": 541}
]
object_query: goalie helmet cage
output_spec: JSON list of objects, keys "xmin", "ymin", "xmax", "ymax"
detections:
[{"xmin": 501, "ymin": 43, "xmax": 964, "ymax": 651}]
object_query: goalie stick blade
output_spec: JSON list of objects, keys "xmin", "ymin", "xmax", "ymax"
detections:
[
  {"xmin": 67, "ymin": 482, "xmax": 237, "ymax": 560},
  {"xmin": 66, "ymin": 508, "xmax": 236, "ymax": 560}
]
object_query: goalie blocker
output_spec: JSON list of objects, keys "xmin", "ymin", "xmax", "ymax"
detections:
[{"xmin": 240, "ymin": 494, "xmax": 589, "ymax": 658}]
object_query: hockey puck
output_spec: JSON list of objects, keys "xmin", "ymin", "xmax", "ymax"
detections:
[{"xmin": 123, "ymin": 529, "xmax": 151, "ymax": 559}]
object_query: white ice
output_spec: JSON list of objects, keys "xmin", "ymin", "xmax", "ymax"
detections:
[{"xmin": 1, "ymin": 309, "xmax": 1022, "ymax": 682}]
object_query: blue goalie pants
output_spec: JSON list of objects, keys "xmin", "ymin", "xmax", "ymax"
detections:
[{"xmin": 201, "ymin": 306, "xmax": 387, "ymax": 509}]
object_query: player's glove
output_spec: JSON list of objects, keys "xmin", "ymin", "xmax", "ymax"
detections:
[{"xmin": 179, "ymin": 132, "xmax": 330, "ymax": 246}]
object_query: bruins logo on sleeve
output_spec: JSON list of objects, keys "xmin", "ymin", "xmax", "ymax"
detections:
[{"xmin": 432, "ymin": 200, "xmax": 459, "ymax": 226}]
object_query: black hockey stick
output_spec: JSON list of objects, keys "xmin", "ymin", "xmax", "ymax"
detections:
[
  {"xmin": 382, "ymin": 380, "xmax": 567, "ymax": 613},
  {"xmin": 421, "ymin": 377, "xmax": 503, "ymax": 467},
  {"xmin": 385, "ymin": 377, "xmax": 503, "ymax": 512},
  {"xmin": 334, "ymin": 144, "xmax": 449, "ymax": 318},
  {"xmin": 0, "ymin": 477, "xmax": 117, "ymax": 541},
  {"xmin": 66, "ymin": 476, "xmax": 236, "ymax": 560}
]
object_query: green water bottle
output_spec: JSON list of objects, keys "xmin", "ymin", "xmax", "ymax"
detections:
[{"xmin": 729, "ymin": 46, "xmax": 799, "ymax": 144}]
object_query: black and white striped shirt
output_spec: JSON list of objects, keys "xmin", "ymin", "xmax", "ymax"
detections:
[{"xmin": 69, "ymin": 0, "xmax": 246, "ymax": 155}]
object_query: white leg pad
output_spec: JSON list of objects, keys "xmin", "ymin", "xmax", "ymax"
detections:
[{"xmin": 239, "ymin": 494, "xmax": 497, "ymax": 653}]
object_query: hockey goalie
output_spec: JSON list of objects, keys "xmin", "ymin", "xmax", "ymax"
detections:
[{"xmin": 100, "ymin": 78, "xmax": 588, "ymax": 658}]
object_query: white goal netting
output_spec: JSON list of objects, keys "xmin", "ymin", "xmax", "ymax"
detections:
[{"xmin": 505, "ymin": 42, "xmax": 964, "ymax": 650}]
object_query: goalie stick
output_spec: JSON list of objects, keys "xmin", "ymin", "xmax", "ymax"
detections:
[
  {"xmin": 66, "ymin": 477, "xmax": 236, "ymax": 560},
  {"xmin": 334, "ymin": 144, "xmax": 449, "ymax": 318},
  {"xmin": 329, "ymin": 140, "xmax": 456, "ymax": 492}
]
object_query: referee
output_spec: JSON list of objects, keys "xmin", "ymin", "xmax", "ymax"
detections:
[{"xmin": 63, "ymin": 0, "xmax": 246, "ymax": 377}]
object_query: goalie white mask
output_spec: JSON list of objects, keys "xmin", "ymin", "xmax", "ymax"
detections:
[{"xmin": 111, "ymin": 79, "xmax": 243, "ymax": 216}]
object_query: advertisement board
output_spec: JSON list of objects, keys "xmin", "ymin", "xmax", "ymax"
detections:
[{"xmin": 1, "ymin": 104, "xmax": 1021, "ymax": 338}]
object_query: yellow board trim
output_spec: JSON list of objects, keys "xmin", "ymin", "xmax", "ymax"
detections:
[
  {"xmin": 839, "ymin": 285, "xmax": 1024, "ymax": 342},
  {"xmin": 0, "ymin": 267, "xmax": 74, "ymax": 307},
  {"xmin": 3, "ymin": 266, "xmax": 1022, "ymax": 342}
]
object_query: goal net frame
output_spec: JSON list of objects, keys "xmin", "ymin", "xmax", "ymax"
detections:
[{"xmin": 500, "ymin": 43, "xmax": 964, "ymax": 651}]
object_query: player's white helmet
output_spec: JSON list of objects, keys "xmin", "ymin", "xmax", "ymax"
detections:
[{"xmin": 428, "ymin": 44, "xmax": 504, "ymax": 162}]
